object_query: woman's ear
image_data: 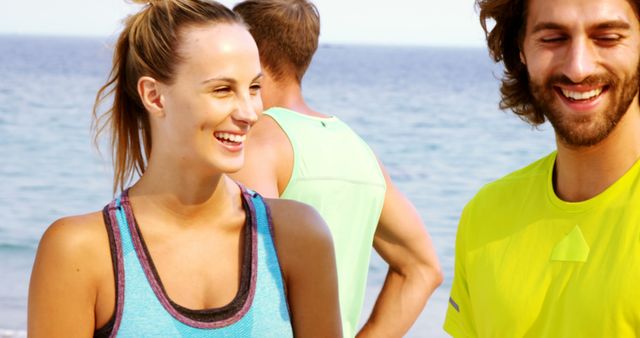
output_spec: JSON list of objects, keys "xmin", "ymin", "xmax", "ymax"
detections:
[
  {"xmin": 520, "ymin": 50, "xmax": 527, "ymax": 65},
  {"xmin": 138, "ymin": 76, "xmax": 165, "ymax": 118}
]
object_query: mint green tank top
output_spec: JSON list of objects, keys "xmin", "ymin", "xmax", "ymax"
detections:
[{"xmin": 265, "ymin": 107, "xmax": 386, "ymax": 337}]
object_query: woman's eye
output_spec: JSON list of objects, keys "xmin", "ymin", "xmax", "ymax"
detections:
[
  {"xmin": 250, "ymin": 84, "xmax": 261, "ymax": 92},
  {"xmin": 213, "ymin": 87, "xmax": 231, "ymax": 95}
]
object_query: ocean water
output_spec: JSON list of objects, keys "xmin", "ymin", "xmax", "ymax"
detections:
[{"xmin": 0, "ymin": 35, "xmax": 555, "ymax": 337}]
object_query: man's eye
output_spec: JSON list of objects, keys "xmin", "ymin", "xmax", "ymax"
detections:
[
  {"xmin": 595, "ymin": 35, "xmax": 621, "ymax": 43},
  {"xmin": 541, "ymin": 36, "xmax": 567, "ymax": 43}
]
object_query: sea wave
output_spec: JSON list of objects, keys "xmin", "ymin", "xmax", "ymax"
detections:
[
  {"xmin": 0, "ymin": 330, "xmax": 25, "ymax": 338},
  {"xmin": 0, "ymin": 242, "xmax": 35, "ymax": 253}
]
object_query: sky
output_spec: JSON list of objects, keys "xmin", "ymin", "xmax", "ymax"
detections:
[{"xmin": 0, "ymin": 0, "xmax": 485, "ymax": 47}]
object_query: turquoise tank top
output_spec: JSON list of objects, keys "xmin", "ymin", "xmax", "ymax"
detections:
[
  {"xmin": 265, "ymin": 107, "xmax": 386, "ymax": 337},
  {"xmin": 97, "ymin": 187, "xmax": 293, "ymax": 337}
]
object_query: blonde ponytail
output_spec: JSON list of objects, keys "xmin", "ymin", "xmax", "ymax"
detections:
[{"xmin": 92, "ymin": 0, "xmax": 243, "ymax": 193}]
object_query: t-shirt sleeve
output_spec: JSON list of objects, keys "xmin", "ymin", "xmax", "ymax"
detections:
[{"xmin": 443, "ymin": 203, "xmax": 477, "ymax": 337}]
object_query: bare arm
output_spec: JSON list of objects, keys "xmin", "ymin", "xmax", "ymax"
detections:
[
  {"xmin": 268, "ymin": 199, "xmax": 342, "ymax": 337},
  {"xmin": 357, "ymin": 163, "xmax": 443, "ymax": 337},
  {"xmin": 28, "ymin": 213, "xmax": 110, "ymax": 337},
  {"xmin": 231, "ymin": 115, "xmax": 293, "ymax": 198}
]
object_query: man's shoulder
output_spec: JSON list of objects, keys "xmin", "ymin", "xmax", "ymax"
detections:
[
  {"xmin": 469, "ymin": 152, "xmax": 555, "ymax": 210},
  {"xmin": 254, "ymin": 108, "xmax": 308, "ymax": 145},
  {"xmin": 248, "ymin": 112, "xmax": 290, "ymax": 148},
  {"xmin": 263, "ymin": 107, "xmax": 336, "ymax": 129},
  {"xmin": 457, "ymin": 152, "xmax": 556, "ymax": 248},
  {"xmin": 262, "ymin": 107, "xmax": 377, "ymax": 157}
]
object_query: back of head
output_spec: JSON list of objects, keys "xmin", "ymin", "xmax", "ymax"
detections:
[
  {"xmin": 233, "ymin": 0, "xmax": 320, "ymax": 83},
  {"xmin": 93, "ymin": 0, "xmax": 242, "ymax": 193}
]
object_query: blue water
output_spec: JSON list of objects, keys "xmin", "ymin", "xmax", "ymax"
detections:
[{"xmin": 0, "ymin": 35, "xmax": 556, "ymax": 337}]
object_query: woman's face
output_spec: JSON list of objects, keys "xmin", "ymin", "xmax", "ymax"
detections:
[{"xmin": 155, "ymin": 23, "xmax": 262, "ymax": 174}]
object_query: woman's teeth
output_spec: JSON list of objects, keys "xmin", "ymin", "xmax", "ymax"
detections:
[{"xmin": 214, "ymin": 132, "xmax": 245, "ymax": 143}]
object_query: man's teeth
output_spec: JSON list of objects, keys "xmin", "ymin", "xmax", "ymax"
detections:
[
  {"xmin": 215, "ymin": 132, "xmax": 245, "ymax": 143},
  {"xmin": 561, "ymin": 88, "xmax": 603, "ymax": 100}
]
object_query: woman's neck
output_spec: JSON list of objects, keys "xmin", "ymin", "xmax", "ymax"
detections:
[{"xmin": 128, "ymin": 157, "xmax": 241, "ymax": 226}]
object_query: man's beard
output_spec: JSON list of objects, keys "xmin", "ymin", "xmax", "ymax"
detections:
[{"xmin": 529, "ymin": 66, "xmax": 639, "ymax": 147}]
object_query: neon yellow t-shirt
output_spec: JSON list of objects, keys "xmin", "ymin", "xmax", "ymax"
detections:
[{"xmin": 444, "ymin": 152, "xmax": 640, "ymax": 337}]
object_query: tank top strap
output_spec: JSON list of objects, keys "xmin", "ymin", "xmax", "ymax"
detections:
[
  {"xmin": 99, "ymin": 187, "xmax": 293, "ymax": 337},
  {"xmin": 238, "ymin": 184, "xmax": 293, "ymax": 322},
  {"xmin": 239, "ymin": 185, "xmax": 270, "ymax": 233},
  {"xmin": 100, "ymin": 194, "xmax": 128, "ymax": 337}
]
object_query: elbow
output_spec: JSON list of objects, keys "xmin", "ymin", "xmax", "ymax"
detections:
[
  {"xmin": 394, "ymin": 260, "xmax": 444, "ymax": 295},
  {"xmin": 416, "ymin": 261, "xmax": 443, "ymax": 293},
  {"xmin": 392, "ymin": 250, "xmax": 444, "ymax": 293},
  {"xmin": 431, "ymin": 266, "xmax": 444, "ymax": 289}
]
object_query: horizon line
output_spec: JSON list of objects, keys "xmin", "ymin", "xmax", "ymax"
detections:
[{"xmin": 0, "ymin": 31, "xmax": 486, "ymax": 49}]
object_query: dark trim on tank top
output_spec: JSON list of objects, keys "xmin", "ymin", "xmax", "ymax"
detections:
[
  {"xmin": 132, "ymin": 194, "xmax": 253, "ymax": 322},
  {"xmin": 94, "ymin": 187, "xmax": 259, "ymax": 335},
  {"xmin": 94, "ymin": 199, "xmax": 127, "ymax": 338},
  {"xmin": 93, "ymin": 205, "xmax": 119, "ymax": 338},
  {"xmin": 121, "ymin": 188, "xmax": 258, "ymax": 328}
]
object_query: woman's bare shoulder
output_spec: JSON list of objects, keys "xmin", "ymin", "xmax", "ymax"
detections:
[
  {"xmin": 261, "ymin": 198, "xmax": 342, "ymax": 336},
  {"xmin": 263, "ymin": 198, "xmax": 335, "ymax": 269},
  {"xmin": 264, "ymin": 198, "xmax": 332, "ymax": 243},
  {"xmin": 35, "ymin": 211, "xmax": 110, "ymax": 276},
  {"xmin": 29, "ymin": 210, "xmax": 114, "ymax": 335},
  {"xmin": 43, "ymin": 211, "xmax": 106, "ymax": 245}
]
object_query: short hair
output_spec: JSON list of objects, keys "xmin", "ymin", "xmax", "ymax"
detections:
[
  {"xmin": 477, "ymin": 0, "xmax": 640, "ymax": 125},
  {"xmin": 93, "ymin": 0, "xmax": 242, "ymax": 193},
  {"xmin": 234, "ymin": 0, "xmax": 320, "ymax": 82}
]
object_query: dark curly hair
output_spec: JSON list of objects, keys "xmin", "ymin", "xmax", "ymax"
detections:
[{"xmin": 477, "ymin": 0, "xmax": 640, "ymax": 125}]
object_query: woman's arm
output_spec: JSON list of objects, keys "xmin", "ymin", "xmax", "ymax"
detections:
[
  {"xmin": 266, "ymin": 199, "xmax": 342, "ymax": 338},
  {"xmin": 28, "ymin": 212, "xmax": 110, "ymax": 338}
]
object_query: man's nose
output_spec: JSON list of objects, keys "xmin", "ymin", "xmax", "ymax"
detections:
[{"xmin": 561, "ymin": 38, "xmax": 598, "ymax": 83}]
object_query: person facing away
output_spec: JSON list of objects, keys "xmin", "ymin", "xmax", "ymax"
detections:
[
  {"xmin": 27, "ymin": 1, "xmax": 342, "ymax": 337},
  {"xmin": 231, "ymin": 1, "xmax": 443, "ymax": 337},
  {"xmin": 444, "ymin": 0, "xmax": 640, "ymax": 336}
]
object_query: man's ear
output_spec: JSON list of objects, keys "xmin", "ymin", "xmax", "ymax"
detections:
[
  {"xmin": 138, "ymin": 76, "xmax": 165, "ymax": 117},
  {"xmin": 520, "ymin": 50, "xmax": 527, "ymax": 65}
]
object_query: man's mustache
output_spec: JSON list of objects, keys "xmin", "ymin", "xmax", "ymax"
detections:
[{"xmin": 547, "ymin": 73, "xmax": 615, "ymax": 87}]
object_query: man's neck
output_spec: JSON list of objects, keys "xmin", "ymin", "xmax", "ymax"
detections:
[
  {"xmin": 554, "ymin": 107, "xmax": 640, "ymax": 202},
  {"xmin": 262, "ymin": 79, "xmax": 327, "ymax": 118}
]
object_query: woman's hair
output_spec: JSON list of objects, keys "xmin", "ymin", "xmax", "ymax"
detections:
[
  {"xmin": 233, "ymin": 0, "xmax": 320, "ymax": 82},
  {"xmin": 477, "ymin": 0, "xmax": 640, "ymax": 125},
  {"xmin": 93, "ymin": 0, "xmax": 243, "ymax": 193}
]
